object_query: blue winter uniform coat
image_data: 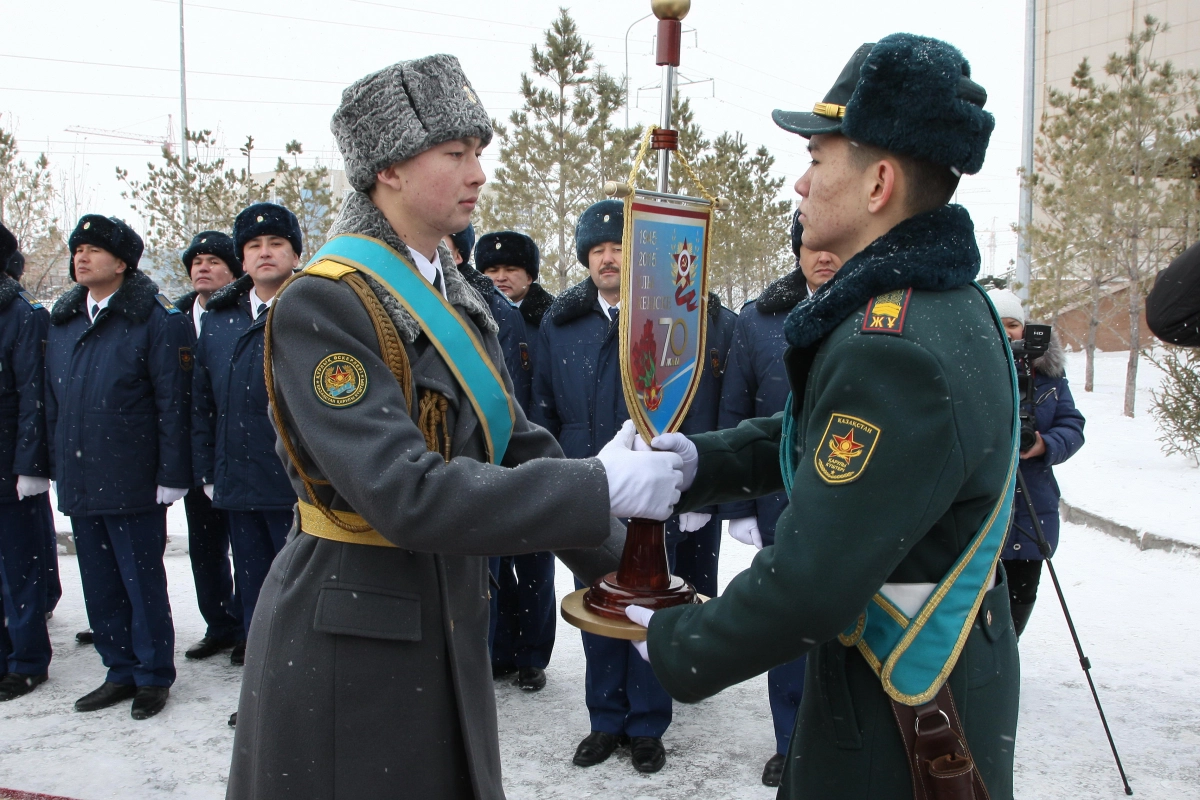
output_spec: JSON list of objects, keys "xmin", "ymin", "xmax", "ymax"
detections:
[
  {"xmin": 459, "ymin": 264, "xmax": 531, "ymax": 411},
  {"xmin": 46, "ymin": 270, "xmax": 193, "ymax": 515},
  {"xmin": 0, "ymin": 274, "xmax": 50, "ymax": 498},
  {"xmin": 1004, "ymin": 335, "xmax": 1085, "ymax": 560},
  {"xmin": 717, "ymin": 268, "xmax": 809, "ymax": 542},
  {"xmin": 192, "ymin": 274, "xmax": 295, "ymax": 512}
]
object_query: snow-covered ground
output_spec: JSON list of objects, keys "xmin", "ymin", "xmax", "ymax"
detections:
[
  {"xmin": 1, "ymin": 520, "xmax": 1198, "ymax": 799},
  {"xmin": 1055, "ymin": 349, "xmax": 1200, "ymax": 547}
]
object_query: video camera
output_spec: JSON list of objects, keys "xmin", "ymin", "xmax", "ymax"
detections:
[{"xmin": 1009, "ymin": 323, "xmax": 1052, "ymax": 453}]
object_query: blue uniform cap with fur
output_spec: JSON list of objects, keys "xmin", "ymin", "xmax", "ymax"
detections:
[
  {"xmin": 233, "ymin": 203, "xmax": 303, "ymax": 260},
  {"xmin": 773, "ymin": 33, "xmax": 994, "ymax": 176},
  {"xmin": 331, "ymin": 54, "xmax": 494, "ymax": 192},
  {"xmin": 476, "ymin": 231, "xmax": 540, "ymax": 281},
  {"xmin": 68, "ymin": 215, "xmax": 144, "ymax": 280},
  {"xmin": 181, "ymin": 230, "xmax": 244, "ymax": 278},
  {"xmin": 575, "ymin": 200, "xmax": 624, "ymax": 267}
]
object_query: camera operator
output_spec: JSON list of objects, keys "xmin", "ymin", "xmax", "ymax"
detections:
[
  {"xmin": 988, "ymin": 289, "xmax": 1086, "ymax": 638},
  {"xmin": 1146, "ymin": 241, "xmax": 1200, "ymax": 347}
]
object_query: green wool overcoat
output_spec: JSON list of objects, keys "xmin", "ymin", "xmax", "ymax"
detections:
[{"xmin": 646, "ymin": 205, "xmax": 1021, "ymax": 799}]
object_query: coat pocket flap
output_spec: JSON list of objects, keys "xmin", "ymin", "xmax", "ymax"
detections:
[{"xmin": 313, "ymin": 583, "xmax": 422, "ymax": 641}]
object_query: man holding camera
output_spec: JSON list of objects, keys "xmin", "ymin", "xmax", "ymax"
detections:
[{"xmin": 626, "ymin": 35, "xmax": 1021, "ymax": 798}]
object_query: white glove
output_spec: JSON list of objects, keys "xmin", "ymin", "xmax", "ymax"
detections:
[
  {"xmin": 597, "ymin": 420, "xmax": 683, "ymax": 521},
  {"xmin": 203, "ymin": 484, "xmax": 215, "ymax": 500},
  {"xmin": 728, "ymin": 516, "xmax": 763, "ymax": 549},
  {"xmin": 156, "ymin": 486, "xmax": 188, "ymax": 506},
  {"xmin": 16, "ymin": 476, "xmax": 50, "ymax": 500},
  {"xmin": 678, "ymin": 511, "xmax": 712, "ymax": 533},
  {"xmin": 648, "ymin": 432, "xmax": 699, "ymax": 491},
  {"xmin": 625, "ymin": 605, "xmax": 654, "ymax": 662}
]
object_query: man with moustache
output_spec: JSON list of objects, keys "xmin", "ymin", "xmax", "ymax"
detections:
[
  {"xmin": 192, "ymin": 204, "xmax": 301, "ymax": 668},
  {"xmin": 175, "ymin": 231, "xmax": 244, "ymax": 661},
  {"xmin": 532, "ymin": 199, "xmax": 736, "ymax": 774},
  {"xmin": 227, "ymin": 55, "xmax": 680, "ymax": 799},
  {"xmin": 719, "ymin": 210, "xmax": 844, "ymax": 786},
  {"xmin": 46, "ymin": 215, "xmax": 192, "ymax": 720},
  {"xmin": 627, "ymin": 35, "xmax": 1021, "ymax": 799}
]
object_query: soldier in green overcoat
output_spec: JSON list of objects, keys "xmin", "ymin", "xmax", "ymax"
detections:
[{"xmin": 623, "ymin": 34, "xmax": 1021, "ymax": 799}]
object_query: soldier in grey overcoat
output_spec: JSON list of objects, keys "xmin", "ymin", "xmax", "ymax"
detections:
[{"xmin": 226, "ymin": 54, "xmax": 684, "ymax": 800}]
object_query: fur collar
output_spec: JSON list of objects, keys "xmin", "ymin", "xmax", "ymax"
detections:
[
  {"xmin": 520, "ymin": 282, "xmax": 555, "ymax": 330},
  {"xmin": 174, "ymin": 290, "xmax": 198, "ymax": 316},
  {"xmin": 756, "ymin": 266, "xmax": 807, "ymax": 314},
  {"xmin": 205, "ymin": 273, "xmax": 255, "ymax": 313},
  {"xmin": 457, "ymin": 261, "xmax": 501, "ymax": 307},
  {"xmin": 1033, "ymin": 329, "xmax": 1066, "ymax": 379},
  {"xmin": 50, "ymin": 269, "xmax": 161, "ymax": 325},
  {"xmin": 0, "ymin": 273, "xmax": 21, "ymax": 310},
  {"xmin": 784, "ymin": 204, "xmax": 980, "ymax": 348},
  {"xmin": 327, "ymin": 191, "xmax": 496, "ymax": 343}
]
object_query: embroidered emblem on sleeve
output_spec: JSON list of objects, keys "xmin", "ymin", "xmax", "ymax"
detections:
[
  {"xmin": 814, "ymin": 413, "xmax": 881, "ymax": 484},
  {"xmin": 178, "ymin": 347, "xmax": 194, "ymax": 372},
  {"xmin": 313, "ymin": 353, "xmax": 369, "ymax": 407},
  {"xmin": 861, "ymin": 288, "xmax": 912, "ymax": 335}
]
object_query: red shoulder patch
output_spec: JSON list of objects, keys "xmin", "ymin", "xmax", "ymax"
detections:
[{"xmin": 861, "ymin": 288, "xmax": 913, "ymax": 336}]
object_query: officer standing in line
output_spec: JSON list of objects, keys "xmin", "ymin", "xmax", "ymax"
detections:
[
  {"xmin": 175, "ymin": 231, "xmax": 244, "ymax": 660},
  {"xmin": 476, "ymin": 230, "xmax": 556, "ymax": 691},
  {"xmin": 477, "ymin": 229, "xmax": 556, "ymax": 333},
  {"xmin": 192, "ymin": 204, "xmax": 300, "ymax": 667},
  {"xmin": 718, "ymin": 210, "xmax": 844, "ymax": 786},
  {"xmin": 626, "ymin": 35, "xmax": 1020, "ymax": 799},
  {"xmin": 532, "ymin": 199, "xmax": 736, "ymax": 773},
  {"xmin": 46, "ymin": 215, "xmax": 192, "ymax": 720},
  {"xmin": 0, "ymin": 224, "xmax": 54, "ymax": 701}
]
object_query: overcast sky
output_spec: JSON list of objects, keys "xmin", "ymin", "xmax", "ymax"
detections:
[{"xmin": 3, "ymin": 0, "xmax": 1025, "ymax": 272}]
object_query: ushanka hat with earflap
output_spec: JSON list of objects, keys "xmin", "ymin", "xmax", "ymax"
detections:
[
  {"xmin": 773, "ymin": 33, "xmax": 994, "ymax": 176},
  {"xmin": 476, "ymin": 231, "xmax": 540, "ymax": 281},
  {"xmin": 331, "ymin": 54, "xmax": 494, "ymax": 192},
  {"xmin": 575, "ymin": 200, "xmax": 624, "ymax": 267},
  {"xmin": 181, "ymin": 230, "xmax": 243, "ymax": 277},
  {"xmin": 68, "ymin": 215, "xmax": 144, "ymax": 280}
]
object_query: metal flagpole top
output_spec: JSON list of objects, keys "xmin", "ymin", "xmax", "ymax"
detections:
[{"xmin": 651, "ymin": 0, "xmax": 691, "ymax": 20}]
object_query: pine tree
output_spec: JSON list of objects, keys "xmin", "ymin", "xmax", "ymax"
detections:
[
  {"xmin": 1148, "ymin": 346, "xmax": 1200, "ymax": 466},
  {"xmin": 0, "ymin": 127, "xmax": 66, "ymax": 296},
  {"xmin": 271, "ymin": 140, "xmax": 342, "ymax": 256},
  {"xmin": 478, "ymin": 8, "xmax": 640, "ymax": 291}
]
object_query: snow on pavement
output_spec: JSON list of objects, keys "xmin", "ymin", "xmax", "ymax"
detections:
[{"xmin": 2, "ymin": 519, "xmax": 1198, "ymax": 799}]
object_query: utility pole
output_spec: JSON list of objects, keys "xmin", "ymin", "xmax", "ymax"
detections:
[
  {"xmin": 624, "ymin": 13, "xmax": 653, "ymax": 129},
  {"xmin": 179, "ymin": 0, "xmax": 189, "ymax": 167},
  {"xmin": 1016, "ymin": 0, "xmax": 1036, "ymax": 302}
]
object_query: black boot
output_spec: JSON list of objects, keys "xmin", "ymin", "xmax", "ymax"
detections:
[
  {"xmin": 1010, "ymin": 600, "xmax": 1036, "ymax": 639},
  {"xmin": 75, "ymin": 681, "xmax": 137, "ymax": 712},
  {"xmin": 131, "ymin": 686, "xmax": 169, "ymax": 720},
  {"xmin": 230, "ymin": 642, "xmax": 246, "ymax": 666},
  {"xmin": 0, "ymin": 672, "xmax": 48, "ymax": 701},
  {"xmin": 572, "ymin": 731, "xmax": 627, "ymax": 766},
  {"xmin": 630, "ymin": 737, "xmax": 666, "ymax": 773},
  {"xmin": 185, "ymin": 636, "xmax": 240, "ymax": 660},
  {"xmin": 762, "ymin": 753, "xmax": 786, "ymax": 787},
  {"xmin": 75, "ymin": 629, "xmax": 94, "ymax": 644},
  {"xmin": 515, "ymin": 667, "xmax": 546, "ymax": 691}
]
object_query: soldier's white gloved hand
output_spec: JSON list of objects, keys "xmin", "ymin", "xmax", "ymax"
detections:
[
  {"xmin": 678, "ymin": 511, "xmax": 712, "ymax": 533},
  {"xmin": 625, "ymin": 605, "xmax": 654, "ymax": 662},
  {"xmin": 203, "ymin": 484, "xmax": 215, "ymax": 501},
  {"xmin": 598, "ymin": 420, "xmax": 683, "ymax": 520},
  {"xmin": 15, "ymin": 476, "xmax": 50, "ymax": 500},
  {"xmin": 157, "ymin": 486, "xmax": 187, "ymax": 506},
  {"xmin": 648, "ymin": 432, "xmax": 699, "ymax": 491},
  {"xmin": 728, "ymin": 516, "xmax": 763, "ymax": 549}
]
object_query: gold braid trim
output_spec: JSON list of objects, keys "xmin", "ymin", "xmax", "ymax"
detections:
[
  {"xmin": 418, "ymin": 391, "xmax": 452, "ymax": 462},
  {"xmin": 342, "ymin": 273, "xmax": 413, "ymax": 411}
]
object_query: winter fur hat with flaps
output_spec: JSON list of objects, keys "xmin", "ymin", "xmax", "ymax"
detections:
[
  {"xmin": 331, "ymin": 54, "xmax": 494, "ymax": 193},
  {"xmin": 476, "ymin": 231, "xmax": 540, "ymax": 281},
  {"xmin": 233, "ymin": 203, "xmax": 303, "ymax": 260},
  {"xmin": 575, "ymin": 200, "xmax": 624, "ymax": 267},
  {"xmin": 0, "ymin": 223, "xmax": 18, "ymax": 279},
  {"xmin": 68, "ymin": 215, "xmax": 143, "ymax": 281},
  {"xmin": 181, "ymin": 230, "xmax": 243, "ymax": 278},
  {"xmin": 448, "ymin": 224, "xmax": 476, "ymax": 264},
  {"xmin": 773, "ymin": 33, "xmax": 994, "ymax": 176}
]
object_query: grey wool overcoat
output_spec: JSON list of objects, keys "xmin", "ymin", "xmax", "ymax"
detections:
[{"xmin": 226, "ymin": 193, "xmax": 624, "ymax": 800}]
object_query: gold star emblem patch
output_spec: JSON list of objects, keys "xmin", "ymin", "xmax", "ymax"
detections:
[{"xmin": 815, "ymin": 413, "xmax": 881, "ymax": 484}]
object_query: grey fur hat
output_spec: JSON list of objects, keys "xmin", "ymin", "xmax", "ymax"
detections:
[{"xmin": 331, "ymin": 54, "xmax": 493, "ymax": 192}]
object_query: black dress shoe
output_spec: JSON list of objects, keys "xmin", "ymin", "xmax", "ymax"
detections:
[
  {"xmin": 75, "ymin": 681, "xmax": 137, "ymax": 712},
  {"xmin": 572, "ymin": 731, "xmax": 628, "ymax": 767},
  {"xmin": 228, "ymin": 711, "xmax": 238, "ymax": 727},
  {"xmin": 762, "ymin": 753, "xmax": 786, "ymax": 787},
  {"xmin": 75, "ymin": 629, "xmax": 94, "ymax": 644},
  {"xmin": 0, "ymin": 672, "xmax": 48, "ymax": 701},
  {"xmin": 185, "ymin": 636, "xmax": 240, "ymax": 660},
  {"xmin": 230, "ymin": 642, "xmax": 246, "ymax": 666},
  {"xmin": 630, "ymin": 736, "xmax": 666, "ymax": 773},
  {"xmin": 131, "ymin": 686, "xmax": 169, "ymax": 720},
  {"xmin": 515, "ymin": 666, "xmax": 546, "ymax": 691},
  {"xmin": 492, "ymin": 663, "xmax": 518, "ymax": 680}
]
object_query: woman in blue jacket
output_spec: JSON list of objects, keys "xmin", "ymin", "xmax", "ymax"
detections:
[{"xmin": 989, "ymin": 289, "xmax": 1086, "ymax": 638}]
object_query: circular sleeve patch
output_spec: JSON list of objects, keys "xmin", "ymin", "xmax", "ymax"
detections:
[{"xmin": 313, "ymin": 353, "xmax": 369, "ymax": 407}]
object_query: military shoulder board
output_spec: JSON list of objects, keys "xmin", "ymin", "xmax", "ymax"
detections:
[
  {"xmin": 861, "ymin": 288, "xmax": 912, "ymax": 336},
  {"xmin": 18, "ymin": 291, "xmax": 43, "ymax": 310},
  {"xmin": 156, "ymin": 294, "xmax": 182, "ymax": 315}
]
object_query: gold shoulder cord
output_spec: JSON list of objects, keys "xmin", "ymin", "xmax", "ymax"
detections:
[{"xmin": 264, "ymin": 268, "xmax": 445, "ymax": 535}]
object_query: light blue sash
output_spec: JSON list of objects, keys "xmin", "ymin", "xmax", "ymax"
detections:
[
  {"xmin": 780, "ymin": 282, "xmax": 1020, "ymax": 704},
  {"xmin": 308, "ymin": 234, "xmax": 514, "ymax": 465}
]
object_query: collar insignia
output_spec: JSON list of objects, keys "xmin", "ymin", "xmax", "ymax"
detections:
[{"xmin": 861, "ymin": 288, "xmax": 912, "ymax": 336}]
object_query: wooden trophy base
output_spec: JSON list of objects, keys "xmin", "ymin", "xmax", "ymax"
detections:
[
  {"xmin": 561, "ymin": 588, "xmax": 708, "ymax": 642},
  {"xmin": 583, "ymin": 571, "xmax": 697, "ymax": 621}
]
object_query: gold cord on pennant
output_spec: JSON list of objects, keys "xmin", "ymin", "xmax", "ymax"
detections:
[
  {"xmin": 625, "ymin": 125, "xmax": 658, "ymax": 191},
  {"xmin": 673, "ymin": 148, "xmax": 717, "ymax": 204}
]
